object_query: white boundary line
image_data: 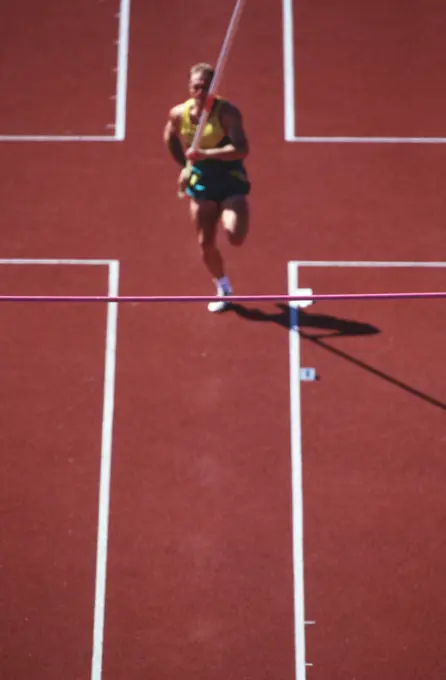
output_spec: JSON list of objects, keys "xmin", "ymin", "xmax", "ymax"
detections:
[
  {"xmin": 282, "ymin": 0, "xmax": 446, "ymax": 144},
  {"xmin": 113, "ymin": 0, "xmax": 131, "ymax": 141},
  {"xmin": 0, "ymin": 257, "xmax": 119, "ymax": 680},
  {"xmin": 0, "ymin": 0, "xmax": 131, "ymax": 143},
  {"xmin": 286, "ymin": 257, "xmax": 446, "ymax": 679},
  {"xmin": 289, "ymin": 260, "xmax": 446, "ymax": 267},
  {"xmin": 91, "ymin": 260, "xmax": 120, "ymax": 680},
  {"xmin": 290, "ymin": 136, "xmax": 446, "ymax": 144},
  {"xmin": 282, "ymin": 0, "xmax": 296, "ymax": 141},
  {"xmin": 287, "ymin": 262, "xmax": 307, "ymax": 680},
  {"xmin": 0, "ymin": 258, "xmax": 116, "ymax": 266},
  {"xmin": 0, "ymin": 136, "xmax": 118, "ymax": 143}
]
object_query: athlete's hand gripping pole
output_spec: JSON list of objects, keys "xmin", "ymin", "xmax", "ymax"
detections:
[{"xmin": 178, "ymin": 0, "xmax": 247, "ymax": 198}]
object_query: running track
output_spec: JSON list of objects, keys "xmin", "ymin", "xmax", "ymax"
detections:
[{"xmin": 0, "ymin": 1, "xmax": 445, "ymax": 680}]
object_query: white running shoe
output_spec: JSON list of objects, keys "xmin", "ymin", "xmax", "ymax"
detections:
[{"xmin": 208, "ymin": 286, "xmax": 232, "ymax": 313}]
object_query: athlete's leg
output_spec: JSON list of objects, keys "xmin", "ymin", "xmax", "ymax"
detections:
[
  {"xmin": 189, "ymin": 198, "xmax": 224, "ymax": 278},
  {"xmin": 189, "ymin": 198, "xmax": 233, "ymax": 312},
  {"xmin": 220, "ymin": 195, "xmax": 250, "ymax": 246}
]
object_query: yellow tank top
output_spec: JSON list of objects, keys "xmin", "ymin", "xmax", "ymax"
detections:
[{"xmin": 179, "ymin": 97, "xmax": 228, "ymax": 149}]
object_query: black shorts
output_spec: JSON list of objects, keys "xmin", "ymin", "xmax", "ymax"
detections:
[{"xmin": 186, "ymin": 165, "xmax": 251, "ymax": 203}]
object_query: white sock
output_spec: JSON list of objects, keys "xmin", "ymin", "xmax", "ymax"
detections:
[{"xmin": 215, "ymin": 276, "xmax": 231, "ymax": 293}]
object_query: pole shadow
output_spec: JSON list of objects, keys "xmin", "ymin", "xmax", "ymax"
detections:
[
  {"xmin": 230, "ymin": 302, "xmax": 380, "ymax": 338},
  {"xmin": 300, "ymin": 330, "xmax": 446, "ymax": 411},
  {"xmin": 230, "ymin": 303, "xmax": 446, "ymax": 412}
]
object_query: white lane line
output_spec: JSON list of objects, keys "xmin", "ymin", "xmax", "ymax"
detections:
[
  {"xmin": 288, "ymin": 261, "xmax": 446, "ymax": 268},
  {"xmin": 282, "ymin": 0, "xmax": 446, "ymax": 143},
  {"xmin": 114, "ymin": 0, "xmax": 131, "ymax": 140},
  {"xmin": 0, "ymin": 136, "xmax": 116, "ymax": 142},
  {"xmin": 0, "ymin": 258, "xmax": 116, "ymax": 266},
  {"xmin": 282, "ymin": 0, "xmax": 296, "ymax": 141},
  {"xmin": 1, "ymin": 0, "xmax": 132, "ymax": 143},
  {"xmin": 290, "ymin": 136, "xmax": 446, "ymax": 143},
  {"xmin": 288, "ymin": 261, "xmax": 307, "ymax": 680},
  {"xmin": 91, "ymin": 260, "xmax": 120, "ymax": 680}
]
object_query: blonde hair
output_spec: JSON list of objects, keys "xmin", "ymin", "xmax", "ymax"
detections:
[{"xmin": 189, "ymin": 62, "xmax": 215, "ymax": 80}]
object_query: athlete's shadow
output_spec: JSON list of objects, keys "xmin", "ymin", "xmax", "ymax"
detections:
[
  {"xmin": 230, "ymin": 303, "xmax": 380, "ymax": 338},
  {"xmin": 231, "ymin": 303, "xmax": 446, "ymax": 411}
]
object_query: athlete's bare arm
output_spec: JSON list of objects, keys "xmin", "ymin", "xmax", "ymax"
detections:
[
  {"xmin": 163, "ymin": 105, "xmax": 187, "ymax": 167},
  {"xmin": 220, "ymin": 102, "xmax": 249, "ymax": 157}
]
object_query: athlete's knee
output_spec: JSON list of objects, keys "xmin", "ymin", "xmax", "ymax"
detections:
[
  {"xmin": 227, "ymin": 225, "xmax": 248, "ymax": 246},
  {"xmin": 224, "ymin": 216, "xmax": 249, "ymax": 246},
  {"xmin": 226, "ymin": 232, "xmax": 242, "ymax": 246},
  {"xmin": 221, "ymin": 200, "xmax": 249, "ymax": 246}
]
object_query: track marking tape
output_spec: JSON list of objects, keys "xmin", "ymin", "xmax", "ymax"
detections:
[{"xmin": 293, "ymin": 287, "xmax": 314, "ymax": 308}]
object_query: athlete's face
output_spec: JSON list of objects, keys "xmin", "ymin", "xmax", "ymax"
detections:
[{"xmin": 189, "ymin": 72, "xmax": 212, "ymax": 106}]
